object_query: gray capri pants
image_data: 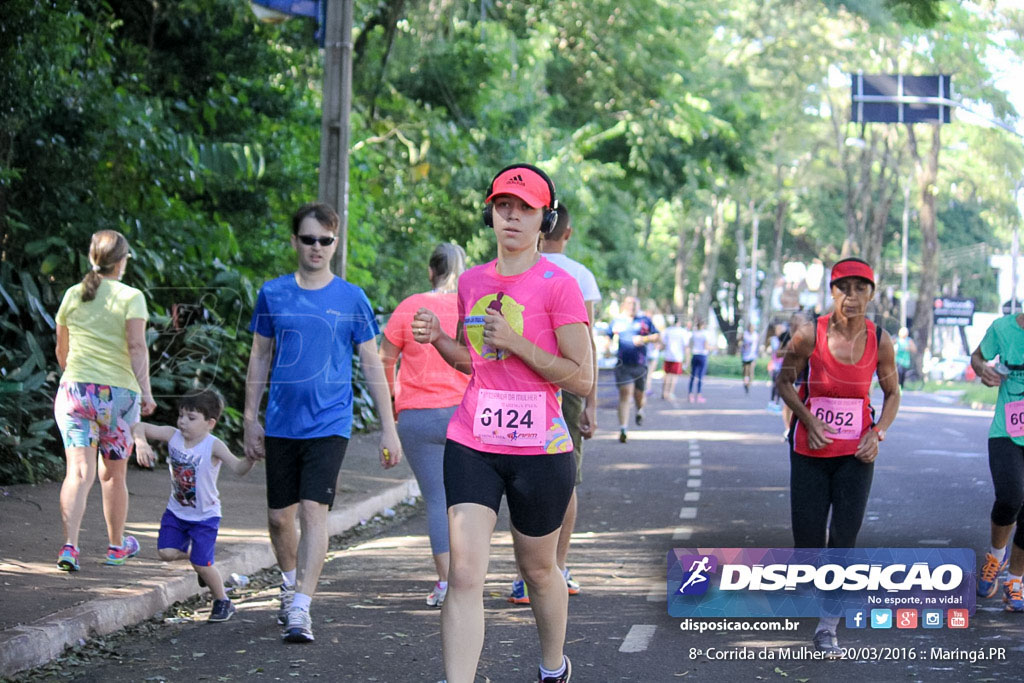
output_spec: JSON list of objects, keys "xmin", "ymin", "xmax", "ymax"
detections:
[{"xmin": 397, "ymin": 406, "xmax": 456, "ymax": 556}]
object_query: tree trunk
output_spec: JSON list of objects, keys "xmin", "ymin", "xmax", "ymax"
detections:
[
  {"xmin": 907, "ymin": 123, "xmax": 941, "ymax": 374},
  {"xmin": 696, "ymin": 195, "xmax": 725, "ymax": 323},
  {"xmin": 673, "ymin": 202, "xmax": 701, "ymax": 314},
  {"xmin": 759, "ymin": 194, "xmax": 788, "ymax": 342}
]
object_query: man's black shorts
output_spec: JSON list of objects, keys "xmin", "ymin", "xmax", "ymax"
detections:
[
  {"xmin": 265, "ymin": 435, "xmax": 348, "ymax": 509},
  {"xmin": 614, "ymin": 362, "xmax": 648, "ymax": 391}
]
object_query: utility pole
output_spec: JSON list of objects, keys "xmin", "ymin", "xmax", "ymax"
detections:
[
  {"xmin": 900, "ymin": 174, "xmax": 912, "ymax": 330},
  {"xmin": 320, "ymin": 0, "xmax": 354, "ymax": 278},
  {"xmin": 748, "ymin": 199, "xmax": 759, "ymax": 329}
]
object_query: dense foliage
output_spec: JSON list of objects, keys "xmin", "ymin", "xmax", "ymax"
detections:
[{"xmin": 1, "ymin": 0, "xmax": 1020, "ymax": 483}]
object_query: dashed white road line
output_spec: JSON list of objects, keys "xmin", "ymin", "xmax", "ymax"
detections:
[
  {"xmin": 684, "ymin": 491, "xmax": 700, "ymax": 502},
  {"xmin": 679, "ymin": 507, "xmax": 698, "ymax": 519},
  {"xmin": 688, "ymin": 468, "xmax": 703, "ymax": 477},
  {"xmin": 687, "ymin": 478, "xmax": 701, "ymax": 488},
  {"xmin": 689, "ymin": 457, "xmax": 703, "ymax": 466},
  {"xmin": 619, "ymin": 624, "xmax": 658, "ymax": 652},
  {"xmin": 673, "ymin": 526, "xmax": 693, "ymax": 540}
]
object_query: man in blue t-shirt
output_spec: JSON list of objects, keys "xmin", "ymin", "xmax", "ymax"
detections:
[
  {"xmin": 244, "ymin": 202, "xmax": 403, "ymax": 644},
  {"xmin": 610, "ymin": 296, "xmax": 659, "ymax": 443}
]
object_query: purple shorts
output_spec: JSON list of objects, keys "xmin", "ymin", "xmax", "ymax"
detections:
[{"xmin": 158, "ymin": 509, "xmax": 220, "ymax": 567}]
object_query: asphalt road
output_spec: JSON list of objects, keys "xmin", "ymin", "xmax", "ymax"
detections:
[{"xmin": 13, "ymin": 375, "xmax": 1024, "ymax": 682}]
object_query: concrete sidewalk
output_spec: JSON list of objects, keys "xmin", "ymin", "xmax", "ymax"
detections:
[{"xmin": 0, "ymin": 431, "xmax": 416, "ymax": 677}]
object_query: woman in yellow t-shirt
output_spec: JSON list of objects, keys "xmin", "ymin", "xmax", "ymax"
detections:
[{"xmin": 53, "ymin": 230, "xmax": 155, "ymax": 572}]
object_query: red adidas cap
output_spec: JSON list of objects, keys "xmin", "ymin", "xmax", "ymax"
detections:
[
  {"xmin": 485, "ymin": 167, "xmax": 553, "ymax": 208},
  {"xmin": 830, "ymin": 259, "xmax": 875, "ymax": 285}
]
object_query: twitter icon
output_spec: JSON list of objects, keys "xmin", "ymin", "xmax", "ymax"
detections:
[{"xmin": 870, "ymin": 609, "xmax": 892, "ymax": 629}]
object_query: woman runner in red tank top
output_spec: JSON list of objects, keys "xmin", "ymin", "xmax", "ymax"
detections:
[
  {"xmin": 775, "ymin": 257, "xmax": 900, "ymax": 658},
  {"xmin": 791, "ymin": 313, "xmax": 878, "ymax": 457}
]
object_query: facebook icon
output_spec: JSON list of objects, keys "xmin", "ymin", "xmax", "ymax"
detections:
[{"xmin": 845, "ymin": 609, "xmax": 867, "ymax": 629}]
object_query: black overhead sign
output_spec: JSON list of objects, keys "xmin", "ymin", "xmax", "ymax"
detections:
[{"xmin": 851, "ymin": 74, "xmax": 953, "ymax": 124}]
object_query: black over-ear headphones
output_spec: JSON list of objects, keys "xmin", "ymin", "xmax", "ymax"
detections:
[{"xmin": 482, "ymin": 163, "xmax": 559, "ymax": 234}]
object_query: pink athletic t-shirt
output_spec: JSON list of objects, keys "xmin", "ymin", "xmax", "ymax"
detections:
[
  {"xmin": 447, "ymin": 257, "xmax": 589, "ymax": 455},
  {"xmin": 383, "ymin": 291, "xmax": 469, "ymax": 414}
]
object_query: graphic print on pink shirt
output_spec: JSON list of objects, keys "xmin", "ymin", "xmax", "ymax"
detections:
[{"xmin": 447, "ymin": 258, "xmax": 588, "ymax": 456}]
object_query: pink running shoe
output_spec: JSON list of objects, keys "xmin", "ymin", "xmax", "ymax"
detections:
[
  {"xmin": 104, "ymin": 535, "xmax": 140, "ymax": 565},
  {"xmin": 57, "ymin": 544, "xmax": 80, "ymax": 572}
]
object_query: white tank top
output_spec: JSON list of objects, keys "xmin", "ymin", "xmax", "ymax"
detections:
[{"xmin": 166, "ymin": 431, "xmax": 221, "ymax": 521}]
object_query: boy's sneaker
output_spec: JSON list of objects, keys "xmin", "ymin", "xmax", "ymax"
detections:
[
  {"xmin": 812, "ymin": 630, "xmax": 843, "ymax": 659},
  {"xmin": 208, "ymin": 599, "xmax": 236, "ymax": 623},
  {"xmin": 426, "ymin": 582, "xmax": 447, "ymax": 607},
  {"xmin": 282, "ymin": 607, "xmax": 314, "ymax": 643},
  {"xmin": 104, "ymin": 536, "xmax": 140, "ymax": 565},
  {"xmin": 57, "ymin": 544, "xmax": 80, "ymax": 572},
  {"xmin": 978, "ymin": 552, "xmax": 1008, "ymax": 598},
  {"xmin": 1003, "ymin": 578, "xmax": 1024, "ymax": 612},
  {"xmin": 508, "ymin": 578, "xmax": 530, "ymax": 605},
  {"xmin": 277, "ymin": 583, "xmax": 295, "ymax": 625},
  {"xmin": 618, "ymin": 429, "xmax": 627, "ymax": 444},
  {"xmin": 635, "ymin": 411, "xmax": 643, "ymax": 426},
  {"xmin": 563, "ymin": 569, "xmax": 580, "ymax": 595},
  {"xmin": 538, "ymin": 655, "xmax": 572, "ymax": 682}
]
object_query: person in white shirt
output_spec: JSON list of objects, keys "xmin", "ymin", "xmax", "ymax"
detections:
[
  {"xmin": 660, "ymin": 316, "xmax": 689, "ymax": 400},
  {"xmin": 688, "ymin": 319, "xmax": 710, "ymax": 403},
  {"xmin": 740, "ymin": 323, "xmax": 758, "ymax": 394}
]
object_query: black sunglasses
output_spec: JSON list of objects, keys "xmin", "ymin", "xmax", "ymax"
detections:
[{"xmin": 297, "ymin": 235, "xmax": 336, "ymax": 246}]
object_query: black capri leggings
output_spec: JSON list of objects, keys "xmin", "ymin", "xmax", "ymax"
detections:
[
  {"xmin": 989, "ymin": 437, "xmax": 1024, "ymax": 550},
  {"xmin": 790, "ymin": 449, "xmax": 874, "ymax": 549}
]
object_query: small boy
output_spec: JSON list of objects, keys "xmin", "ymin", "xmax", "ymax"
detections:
[{"xmin": 132, "ymin": 388, "xmax": 254, "ymax": 623}]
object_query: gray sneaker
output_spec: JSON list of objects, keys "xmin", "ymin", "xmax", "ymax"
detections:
[
  {"xmin": 282, "ymin": 607, "xmax": 314, "ymax": 643},
  {"xmin": 812, "ymin": 629, "xmax": 843, "ymax": 659},
  {"xmin": 277, "ymin": 584, "xmax": 295, "ymax": 625}
]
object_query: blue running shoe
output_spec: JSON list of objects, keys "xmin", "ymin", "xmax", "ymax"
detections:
[
  {"xmin": 208, "ymin": 599, "xmax": 236, "ymax": 623},
  {"xmin": 508, "ymin": 578, "xmax": 530, "ymax": 605},
  {"xmin": 1004, "ymin": 578, "xmax": 1024, "ymax": 612},
  {"xmin": 978, "ymin": 552, "xmax": 1008, "ymax": 598}
]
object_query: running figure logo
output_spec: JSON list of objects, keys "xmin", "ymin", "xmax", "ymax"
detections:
[{"xmin": 676, "ymin": 554, "xmax": 718, "ymax": 596}]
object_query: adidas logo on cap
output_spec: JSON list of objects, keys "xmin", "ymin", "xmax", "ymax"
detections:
[{"xmin": 505, "ymin": 173, "xmax": 525, "ymax": 185}]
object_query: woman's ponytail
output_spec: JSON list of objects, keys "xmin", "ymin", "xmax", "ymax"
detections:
[{"xmin": 80, "ymin": 231, "xmax": 129, "ymax": 302}]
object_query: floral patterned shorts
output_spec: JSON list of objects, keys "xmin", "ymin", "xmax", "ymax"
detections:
[{"xmin": 54, "ymin": 382, "xmax": 140, "ymax": 460}]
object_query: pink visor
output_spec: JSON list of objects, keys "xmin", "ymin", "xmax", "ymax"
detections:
[{"xmin": 485, "ymin": 167, "xmax": 552, "ymax": 208}]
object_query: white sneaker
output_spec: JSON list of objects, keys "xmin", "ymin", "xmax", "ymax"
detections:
[
  {"xmin": 282, "ymin": 607, "xmax": 314, "ymax": 643},
  {"xmin": 277, "ymin": 584, "xmax": 295, "ymax": 625},
  {"xmin": 426, "ymin": 582, "xmax": 448, "ymax": 607}
]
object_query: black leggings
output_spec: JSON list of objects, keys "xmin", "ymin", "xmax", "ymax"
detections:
[
  {"xmin": 790, "ymin": 450, "xmax": 874, "ymax": 548},
  {"xmin": 989, "ymin": 437, "xmax": 1024, "ymax": 549}
]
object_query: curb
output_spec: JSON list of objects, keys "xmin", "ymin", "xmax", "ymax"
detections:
[{"xmin": 0, "ymin": 478, "xmax": 419, "ymax": 677}]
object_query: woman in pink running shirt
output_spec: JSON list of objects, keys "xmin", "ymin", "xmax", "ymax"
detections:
[{"xmin": 412, "ymin": 164, "xmax": 593, "ymax": 683}]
